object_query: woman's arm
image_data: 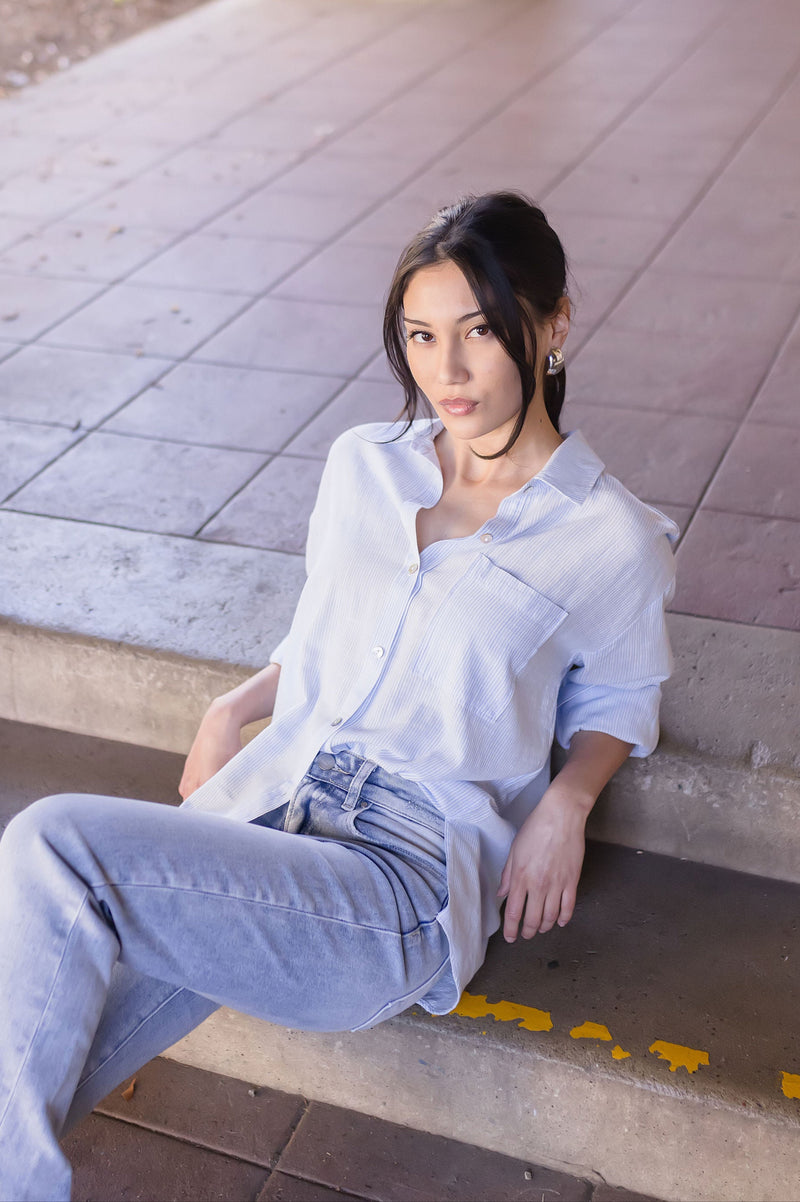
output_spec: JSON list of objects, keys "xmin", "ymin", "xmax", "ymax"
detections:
[
  {"xmin": 178, "ymin": 662, "xmax": 282, "ymax": 800},
  {"xmin": 497, "ymin": 729, "xmax": 632, "ymax": 942}
]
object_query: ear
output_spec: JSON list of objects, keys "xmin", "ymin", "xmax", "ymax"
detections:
[{"xmin": 549, "ymin": 297, "xmax": 571, "ymax": 350}]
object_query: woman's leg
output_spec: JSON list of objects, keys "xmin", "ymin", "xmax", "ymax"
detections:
[{"xmin": 0, "ymin": 788, "xmax": 448, "ymax": 1201}]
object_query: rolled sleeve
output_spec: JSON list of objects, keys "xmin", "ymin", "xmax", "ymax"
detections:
[{"xmin": 555, "ymin": 589, "xmax": 674, "ymax": 758}]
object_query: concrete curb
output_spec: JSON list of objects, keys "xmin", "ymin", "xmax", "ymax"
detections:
[{"xmin": 164, "ymin": 1005, "xmax": 800, "ymax": 1202}]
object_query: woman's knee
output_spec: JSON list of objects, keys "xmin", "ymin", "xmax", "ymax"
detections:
[{"xmin": 1, "ymin": 793, "xmax": 108, "ymax": 861}]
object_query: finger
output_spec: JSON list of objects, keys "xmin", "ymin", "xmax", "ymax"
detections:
[
  {"xmin": 497, "ymin": 861, "xmax": 512, "ymax": 899},
  {"xmin": 537, "ymin": 894, "xmax": 562, "ymax": 934},
  {"xmin": 558, "ymin": 886, "xmax": 577, "ymax": 927},
  {"xmin": 520, "ymin": 890, "xmax": 545, "ymax": 940},
  {"xmin": 502, "ymin": 884, "xmax": 528, "ymax": 942}
]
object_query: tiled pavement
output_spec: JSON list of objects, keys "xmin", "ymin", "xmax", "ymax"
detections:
[
  {"xmin": 0, "ymin": 0, "xmax": 798, "ymax": 635},
  {"xmin": 62, "ymin": 1056, "xmax": 654, "ymax": 1202}
]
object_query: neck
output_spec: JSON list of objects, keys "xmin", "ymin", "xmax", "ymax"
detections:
[{"xmin": 436, "ymin": 404, "xmax": 564, "ymax": 490}]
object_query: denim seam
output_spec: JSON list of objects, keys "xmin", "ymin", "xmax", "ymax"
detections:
[
  {"xmin": 74, "ymin": 985, "xmax": 187, "ymax": 1092},
  {"xmin": 92, "ymin": 881, "xmax": 443, "ymax": 938},
  {"xmin": 0, "ymin": 892, "xmax": 93, "ymax": 1133}
]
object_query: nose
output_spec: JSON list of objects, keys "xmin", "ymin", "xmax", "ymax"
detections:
[{"xmin": 436, "ymin": 337, "xmax": 469, "ymax": 386}]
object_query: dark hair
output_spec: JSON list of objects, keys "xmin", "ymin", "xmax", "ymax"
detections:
[{"xmin": 382, "ymin": 191, "xmax": 569, "ymax": 459}]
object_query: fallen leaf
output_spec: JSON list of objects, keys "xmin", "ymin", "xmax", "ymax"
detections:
[{"xmin": 121, "ymin": 1078, "xmax": 137, "ymax": 1101}]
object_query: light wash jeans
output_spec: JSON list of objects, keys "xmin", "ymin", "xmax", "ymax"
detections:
[{"xmin": 0, "ymin": 750, "xmax": 452, "ymax": 1202}]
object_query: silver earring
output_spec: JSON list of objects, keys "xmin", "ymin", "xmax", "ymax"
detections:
[{"xmin": 546, "ymin": 347, "xmax": 565, "ymax": 375}]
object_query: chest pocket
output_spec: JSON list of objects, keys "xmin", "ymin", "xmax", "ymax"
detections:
[{"xmin": 410, "ymin": 554, "xmax": 568, "ymax": 722}]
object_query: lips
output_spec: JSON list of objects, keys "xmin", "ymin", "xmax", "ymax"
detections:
[{"xmin": 439, "ymin": 398, "xmax": 478, "ymax": 416}]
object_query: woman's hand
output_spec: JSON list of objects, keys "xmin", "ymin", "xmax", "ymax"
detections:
[
  {"xmin": 178, "ymin": 699, "xmax": 244, "ymax": 800},
  {"xmin": 497, "ymin": 783, "xmax": 588, "ymax": 941},
  {"xmin": 178, "ymin": 662, "xmax": 283, "ymax": 800}
]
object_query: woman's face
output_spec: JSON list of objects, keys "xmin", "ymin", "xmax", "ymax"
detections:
[{"xmin": 402, "ymin": 259, "xmax": 546, "ymax": 448}]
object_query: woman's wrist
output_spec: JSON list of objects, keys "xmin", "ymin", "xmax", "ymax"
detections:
[{"xmin": 206, "ymin": 662, "xmax": 282, "ymax": 731}]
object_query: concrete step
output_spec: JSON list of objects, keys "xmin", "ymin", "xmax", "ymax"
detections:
[
  {"xmin": 1, "ymin": 507, "xmax": 798, "ymax": 880},
  {"xmin": 3, "ymin": 720, "xmax": 800, "ymax": 1202}
]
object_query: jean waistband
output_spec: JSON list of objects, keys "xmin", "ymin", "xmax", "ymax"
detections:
[{"xmin": 305, "ymin": 750, "xmax": 441, "ymax": 822}]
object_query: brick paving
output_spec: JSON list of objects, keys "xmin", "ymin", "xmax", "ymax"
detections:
[
  {"xmin": 0, "ymin": 0, "xmax": 798, "ymax": 634},
  {"xmin": 62, "ymin": 1056, "xmax": 654, "ymax": 1201}
]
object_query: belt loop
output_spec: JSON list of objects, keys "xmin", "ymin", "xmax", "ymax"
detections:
[{"xmin": 342, "ymin": 758, "xmax": 377, "ymax": 811}]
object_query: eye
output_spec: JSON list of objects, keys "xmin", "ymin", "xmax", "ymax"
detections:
[
  {"xmin": 406, "ymin": 330, "xmax": 434, "ymax": 344},
  {"xmin": 466, "ymin": 324, "xmax": 491, "ymax": 338}
]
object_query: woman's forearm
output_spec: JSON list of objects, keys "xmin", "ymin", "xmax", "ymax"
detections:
[
  {"xmin": 548, "ymin": 728, "xmax": 634, "ymax": 815},
  {"xmin": 210, "ymin": 661, "xmax": 282, "ymax": 729}
]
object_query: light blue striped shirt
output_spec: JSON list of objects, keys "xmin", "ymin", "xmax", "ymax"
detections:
[{"xmin": 183, "ymin": 419, "xmax": 678, "ymax": 1011}]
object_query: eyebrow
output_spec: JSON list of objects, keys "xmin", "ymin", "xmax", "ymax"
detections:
[{"xmin": 403, "ymin": 310, "xmax": 484, "ymax": 327}]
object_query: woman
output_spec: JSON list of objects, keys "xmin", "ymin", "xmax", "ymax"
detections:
[{"xmin": 0, "ymin": 192, "xmax": 677, "ymax": 1200}]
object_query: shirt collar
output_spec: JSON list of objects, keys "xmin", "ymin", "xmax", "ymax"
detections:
[{"xmin": 409, "ymin": 419, "xmax": 604, "ymax": 505}]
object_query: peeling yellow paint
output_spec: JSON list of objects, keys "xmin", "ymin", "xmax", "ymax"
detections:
[
  {"xmin": 611, "ymin": 1045, "xmax": 631, "ymax": 1060},
  {"xmin": 780, "ymin": 1072, "xmax": 800, "ymax": 1099},
  {"xmin": 570, "ymin": 1021, "xmax": 613, "ymax": 1042},
  {"xmin": 453, "ymin": 992, "xmax": 553, "ymax": 1032},
  {"xmin": 649, "ymin": 1040, "xmax": 709, "ymax": 1074}
]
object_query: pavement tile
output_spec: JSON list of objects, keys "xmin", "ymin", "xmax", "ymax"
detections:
[
  {"xmin": 544, "ymin": 161, "xmax": 702, "ymax": 220},
  {"xmin": 62, "ymin": 1112, "xmax": 269, "ymax": 1202},
  {"xmin": 561, "ymin": 401, "xmax": 736, "ymax": 506},
  {"xmin": 207, "ymin": 188, "xmax": 375, "ymax": 244},
  {"xmin": 210, "ymin": 105, "xmax": 342, "ymax": 156},
  {"xmin": 358, "ymin": 352, "xmax": 397, "ymax": 385},
  {"xmin": 567, "ymin": 265, "xmax": 634, "ymax": 347},
  {"xmin": 605, "ymin": 272, "xmax": 800, "ymax": 340},
  {"xmin": 155, "ymin": 144, "xmax": 298, "ymax": 192},
  {"xmin": 409, "ymin": 158, "xmax": 560, "ymax": 212},
  {"xmin": 258, "ymin": 1171, "xmax": 368, "ymax": 1201},
  {"xmin": 273, "ymin": 242, "xmax": 401, "ymax": 307},
  {"xmin": 0, "ymin": 419, "xmax": 79, "ymax": 502},
  {"xmin": 453, "ymin": 103, "xmax": 620, "ymax": 170},
  {"xmin": 201, "ymin": 454, "xmax": 325, "ymax": 552},
  {"xmin": 97, "ymin": 1059, "xmax": 304, "ymax": 1168},
  {"xmin": 278, "ymin": 1102, "xmax": 591, "ymax": 1202},
  {"xmin": 5, "ymin": 430, "xmax": 266, "ymax": 537},
  {"xmin": 749, "ymin": 320, "xmax": 800, "ymax": 428},
  {"xmin": 344, "ymin": 194, "xmax": 439, "ymax": 250},
  {"xmin": 0, "ymin": 345, "xmax": 171, "ymax": 427},
  {"xmin": 0, "ymin": 216, "xmax": 31, "ymax": 253},
  {"xmin": 703, "ymin": 422, "xmax": 800, "ymax": 521},
  {"xmin": 40, "ymin": 138, "xmax": 175, "ymax": 185},
  {"xmin": 273, "ymin": 152, "xmax": 417, "ymax": 202},
  {"xmin": 568, "ymin": 327, "xmax": 774, "ymax": 421},
  {"xmin": 0, "ymin": 274, "xmax": 102, "ymax": 342},
  {"xmin": 129, "ymin": 233, "xmax": 312, "ymax": 295},
  {"xmin": 196, "ymin": 297, "xmax": 382, "ymax": 376},
  {"xmin": 674, "ymin": 509, "xmax": 800, "ymax": 630},
  {"xmin": 105, "ymin": 363, "xmax": 340, "ymax": 451},
  {"xmin": 284, "ymin": 380, "xmax": 404, "ymax": 460},
  {"xmin": 42, "ymin": 283, "xmax": 248, "ymax": 358},
  {"xmin": 585, "ymin": 124, "xmax": 730, "ymax": 178},
  {"xmin": 0, "ymin": 220, "xmax": 177, "ymax": 282},
  {"xmin": 547, "ymin": 210, "xmax": 670, "ymax": 271},
  {"xmin": 330, "ymin": 113, "xmax": 466, "ymax": 166},
  {"xmin": 75, "ymin": 174, "xmax": 248, "ymax": 233},
  {"xmin": 652, "ymin": 175, "xmax": 800, "ymax": 282},
  {"xmin": 0, "ymin": 170, "xmax": 110, "ymax": 221}
]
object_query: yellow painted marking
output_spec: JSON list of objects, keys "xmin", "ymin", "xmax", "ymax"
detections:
[
  {"xmin": 649, "ymin": 1040, "xmax": 709, "ymax": 1074},
  {"xmin": 453, "ymin": 991, "xmax": 553, "ymax": 1032},
  {"xmin": 781, "ymin": 1072, "xmax": 800, "ymax": 1099},
  {"xmin": 570, "ymin": 1021, "xmax": 613, "ymax": 1042},
  {"xmin": 611, "ymin": 1045, "xmax": 631, "ymax": 1060}
]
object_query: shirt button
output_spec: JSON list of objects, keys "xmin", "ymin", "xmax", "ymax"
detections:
[
  {"xmin": 372, "ymin": 646, "xmax": 385, "ymax": 658},
  {"xmin": 408, "ymin": 564, "xmax": 419, "ymax": 575},
  {"xmin": 480, "ymin": 532, "xmax": 493, "ymax": 543},
  {"xmin": 330, "ymin": 716, "xmax": 343, "ymax": 726}
]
